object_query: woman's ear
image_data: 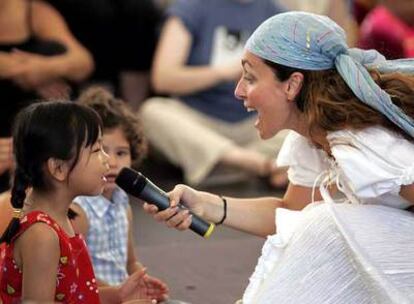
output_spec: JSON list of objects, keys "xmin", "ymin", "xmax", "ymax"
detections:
[
  {"xmin": 285, "ymin": 72, "xmax": 304, "ymax": 102},
  {"xmin": 46, "ymin": 158, "xmax": 69, "ymax": 182}
]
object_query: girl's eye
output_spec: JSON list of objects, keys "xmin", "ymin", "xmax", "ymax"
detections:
[
  {"xmin": 117, "ymin": 151, "xmax": 129, "ymax": 157},
  {"xmin": 92, "ymin": 145, "xmax": 103, "ymax": 153}
]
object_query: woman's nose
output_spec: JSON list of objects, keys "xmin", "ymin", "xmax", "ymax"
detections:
[{"xmin": 234, "ymin": 78, "xmax": 245, "ymax": 100}]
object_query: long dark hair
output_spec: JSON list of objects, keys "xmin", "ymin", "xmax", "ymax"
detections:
[{"xmin": 0, "ymin": 101, "xmax": 103, "ymax": 244}]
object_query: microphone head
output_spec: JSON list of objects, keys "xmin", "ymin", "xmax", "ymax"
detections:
[{"xmin": 115, "ymin": 167, "xmax": 147, "ymax": 197}]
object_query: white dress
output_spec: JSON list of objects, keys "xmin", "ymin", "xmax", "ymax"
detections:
[{"xmin": 242, "ymin": 127, "xmax": 414, "ymax": 304}]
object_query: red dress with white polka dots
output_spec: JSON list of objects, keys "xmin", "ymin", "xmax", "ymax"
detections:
[{"xmin": 0, "ymin": 211, "xmax": 100, "ymax": 303}]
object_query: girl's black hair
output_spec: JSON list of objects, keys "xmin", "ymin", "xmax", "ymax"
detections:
[{"xmin": 0, "ymin": 101, "xmax": 103, "ymax": 244}]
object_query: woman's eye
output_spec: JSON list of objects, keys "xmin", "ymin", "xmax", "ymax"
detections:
[{"xmin": 243, "ymin": 75, "xmax": 254, "ymax": 83}]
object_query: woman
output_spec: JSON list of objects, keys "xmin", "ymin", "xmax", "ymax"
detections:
[{"xmin": 144, "ymin": 11, "xmax": 414, "ymax": 303}]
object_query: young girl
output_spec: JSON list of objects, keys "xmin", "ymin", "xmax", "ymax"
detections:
[
  {"xmin": 71, "ymin": 87, "xmax": 170, "ymax": 303},
  {"xmin": 0, "ymin": 101, "xmax": 160, "ymax": 303}
]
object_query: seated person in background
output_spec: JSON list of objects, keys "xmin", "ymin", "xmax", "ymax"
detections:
[
  {"xmin": 352, "ymin": 0, "xmax": 379, "ymax": 24},
  {"xmin": 278, "ymin": 0, "xmax": 358, "ymax": 46},
  {"xmin": 0, "ymin": 191, "xmax": 12, "ymax": 268},
  {"xmin": 358, "ymin": 0, "xmax": 414, "ymax": 59},
  {"xmin": 71, "ymin": 87, "xmax": 175, "ymax": 304},
  {"xmin": 139, "ymin": 0, "xmax": 288, "ymax": 188},
  {"xmin": 0, "ymin": 0, "xmax": 94, "ymax": 191},
  {"xmin": 0, "ymin": 138, "xmax": 12, "ymax": 193},
  {"xmin": 48, "ymin": 0, "xmax": 163, "ymax": 110},
  {"xmin": 0, "ymin": 191, "xmax": 12, "ymax": 236}
]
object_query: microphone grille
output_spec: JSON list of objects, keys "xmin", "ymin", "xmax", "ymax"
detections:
[{"xmin": 115, "ymin": 167, "xmax": 147, "ymax": 196}]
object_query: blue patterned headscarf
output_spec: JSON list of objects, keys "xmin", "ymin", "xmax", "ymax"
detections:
[{"xmin": 246, "ymin": 11, "xmax": 414, "ymax": 138}]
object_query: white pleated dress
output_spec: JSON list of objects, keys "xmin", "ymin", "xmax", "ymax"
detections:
[{"xmin": 242, "ymin": 127, "xmax": 414, "ymax": 304}]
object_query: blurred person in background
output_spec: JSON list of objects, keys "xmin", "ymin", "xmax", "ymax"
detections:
[
  {"xmin": 278, "ymin": 0, "xmax": 359, "ymax": 46},
  {"xmin": 49, "ymin": 0, "xmax": 163, "ymax": 110},
  {"xmin": 140, "ymin": 0, "xmax": 289, "ymax": 188},
  {"xmin": 358, "ymin": 0, "xmax": 414, "ymax": 59},
  {"xmin": 0, "ymin": 0, "xmax": 94, "ymax": 192},
  {"xmin": 353, "ymin": 0, "xmax": 378, "ymax": 25}
]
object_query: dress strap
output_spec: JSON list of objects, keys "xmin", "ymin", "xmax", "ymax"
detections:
[{"xmin": 11, "ymin": 211, "xmax": 62, "ymax": 243}]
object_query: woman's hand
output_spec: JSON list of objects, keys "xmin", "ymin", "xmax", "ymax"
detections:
[{"xmin": 142, "ymin": 184, "xmax": 204, "ymax": 231}]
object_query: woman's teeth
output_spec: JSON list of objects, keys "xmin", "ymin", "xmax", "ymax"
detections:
[{"xmin": 246, "ymin": 107, "xmax": 256, "ymax": 112}]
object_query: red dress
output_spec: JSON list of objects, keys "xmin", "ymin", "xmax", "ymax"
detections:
[{"xmin": 0, "ymin": 211, "xmax": 100, "ymax": 303}]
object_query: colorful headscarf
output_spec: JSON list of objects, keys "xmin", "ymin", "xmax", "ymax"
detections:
[{"xmin": 246, "ymin": 11, "xmax": 414, "ymax": 138}]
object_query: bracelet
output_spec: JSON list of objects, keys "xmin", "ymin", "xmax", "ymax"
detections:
[{"xmin": 215, "ymin": 196, "xmax": 227, "ymax": 225}]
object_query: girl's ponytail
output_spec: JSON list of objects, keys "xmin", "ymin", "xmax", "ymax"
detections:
[{"xmin": 0, "ymin": 168, "xmax": 30, "ymax": 244}]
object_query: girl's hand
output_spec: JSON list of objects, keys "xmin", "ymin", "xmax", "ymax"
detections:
[
  {"xmin": 118, "ymin": 269, "xmax": 159, "ymax": 303},
  {"xmin": 142, "ymin": 184, "xmax": 203, "ymax": 231},
  {"xmin": 141, "ymin": 274, "xmax": 169, "ymax": 302},
  {"xmin": 122, "ymin": 300, "xmax": 156, "ymax": 304}
]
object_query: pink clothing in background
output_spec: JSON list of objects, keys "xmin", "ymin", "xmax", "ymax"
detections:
[{"xmin": 358, "ymin": 5, "xmax": 414, "ymax": 59}]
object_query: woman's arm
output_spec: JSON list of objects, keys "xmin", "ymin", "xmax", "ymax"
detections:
[
  {"xmin": 151, "ymin": 17, "xmax": 240, "ymax": 95},
  {"xmin": 144, "ymin": 183, "xmax": 320, "ymax": 238},
  {"xmin": 207, "ymin": 183, "xmax": 320, "ymax": 236},
  {"xmin": 30, "ymin": 0, "xmax": 94, "ymax": 82}
]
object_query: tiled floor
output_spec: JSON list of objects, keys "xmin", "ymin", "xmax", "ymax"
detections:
[{"xmin": 131, "ymin": 161, "xmax": 283, "ymax": 304}]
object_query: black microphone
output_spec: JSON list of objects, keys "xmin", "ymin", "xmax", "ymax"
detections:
[{"xmin": 115, "ymin": 167, "xmax": 215, "ymax": 238}]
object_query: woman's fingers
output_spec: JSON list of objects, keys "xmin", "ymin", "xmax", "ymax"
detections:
[
  {"xmin": 176, "ymin": 214, "xmax": 193, "ymax": 230},
  {"xmin": 165, "ymin": 209, "xmax": 191, "ymax": 228},
  {"xmin": 168, "ymin": 184, "xmax": 187, "ymax": 208},
  {"xmin": 143, "ymin": 184, "xmax": 195, "ymax": 231},
  {"xmin": 142, "ymin": 202, "xmax": 159, "ymax": 214}
]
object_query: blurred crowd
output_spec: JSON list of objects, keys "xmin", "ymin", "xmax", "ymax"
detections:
[
  {"xmin": 2, "ymin": 0, "xmax": 414, "ymax": 193},
  {"xmin": 1, "ymin": 0, "xmax": 414, "ymax": 303}
]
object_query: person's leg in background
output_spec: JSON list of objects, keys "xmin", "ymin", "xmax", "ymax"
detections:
[
  {"xmin": 116, "ymin": 0, "xmax": 163, "ymax": 111},
  {"xmin": 140, "ymin": 97, "xmax": 287, "ymax": 187}
]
